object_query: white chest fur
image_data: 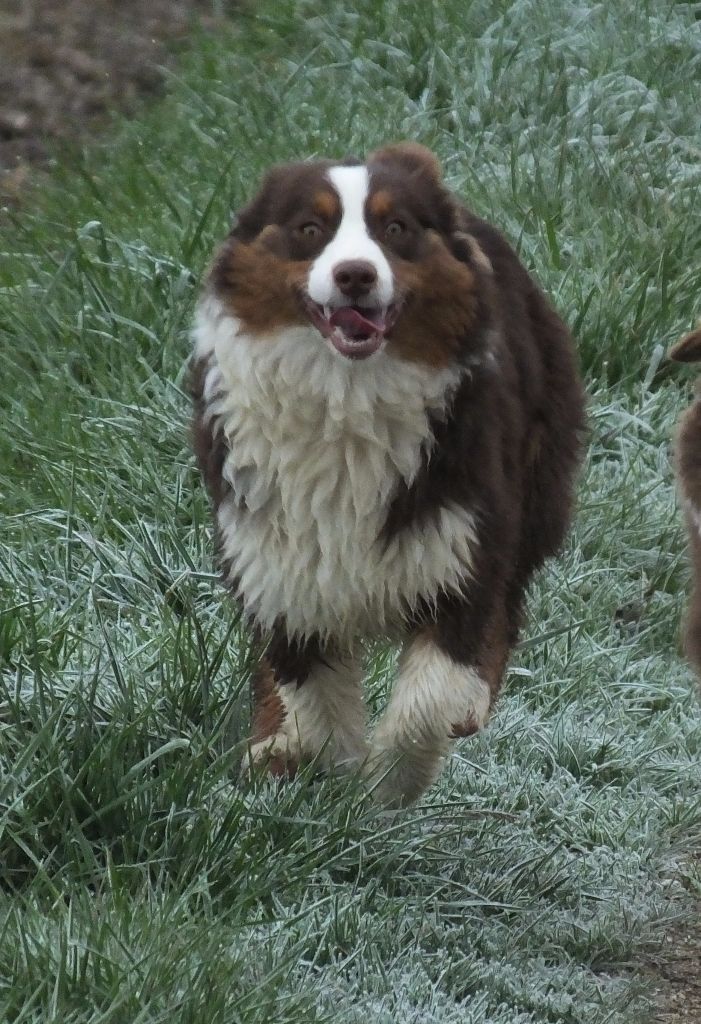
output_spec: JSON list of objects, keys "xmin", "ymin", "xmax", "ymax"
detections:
[{"xmin": 193, "ymin": 298, "xmax": 478, "ymax": 645}]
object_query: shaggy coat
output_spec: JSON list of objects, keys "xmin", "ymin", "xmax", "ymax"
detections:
[
  {"xmin": 190, "ymin": 143, "xmax": 585, "ymax": 805},
  {"xmin": 669, "ymin": 325, "xmax": 701, "ymax": 678}
]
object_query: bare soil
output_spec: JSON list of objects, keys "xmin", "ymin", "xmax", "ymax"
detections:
[
  {"xmin": 647, "ymin": 911, "xmax": 701, "ymax": 1023},
  {"xmin": 0, "ymin": 0, "xmax": 231, "ymax": 199}
]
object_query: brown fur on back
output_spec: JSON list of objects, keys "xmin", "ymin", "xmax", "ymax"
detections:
[{"xmin": 669, "ymin": 326, "xmax": 701, "ymax": 679}]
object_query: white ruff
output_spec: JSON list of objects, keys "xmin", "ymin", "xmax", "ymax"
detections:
[
  {"xmin": 193, "ymin": 297, "xmax": 478, "ymax": 645},
  {"xmin": 368, "ymin": 640, "xmax": 491, "ymax": 806}
]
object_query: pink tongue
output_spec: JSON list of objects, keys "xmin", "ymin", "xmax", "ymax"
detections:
[{"xmin": 329, "ymin": 307, "xmax": 385, "ymax": 339}]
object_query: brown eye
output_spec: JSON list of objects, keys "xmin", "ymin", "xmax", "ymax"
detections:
[
  {"xmin": 299, "ymin": 222, "xmax": 322, "ymax": 239},
  {"xmin": 385, "ymin": 220, "xmax": 406, "ymax": 239}
]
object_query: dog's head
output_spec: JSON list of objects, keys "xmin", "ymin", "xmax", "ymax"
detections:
[
  {"xmin": 209, "ymin": 143, "xmax": 494, "ymax": 368},
  {"xmin": 669, "ymin": 325, "xmax": 701, "ymax": 364}
]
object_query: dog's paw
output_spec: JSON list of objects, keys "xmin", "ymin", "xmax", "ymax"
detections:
[
  {"xmin": 241, "ymin": 733, "xmax": 301, "ymax": 780},
  {"xmin": 364, "ymin": 744, "xmax": 441, "ymax": 808}
]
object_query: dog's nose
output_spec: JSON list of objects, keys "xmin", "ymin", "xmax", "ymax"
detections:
[{"xmin": 333, "ymin": 260, "xmax": 378, "ymax": 298}]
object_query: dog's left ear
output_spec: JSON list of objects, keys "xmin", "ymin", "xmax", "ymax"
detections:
[
  {"xmin": 369, "ymin": 142, "xmax": 443, "ymax": 183},
  {"xmin": 669, "ymin": 327, "xmax": 701, "ymax": 363}
]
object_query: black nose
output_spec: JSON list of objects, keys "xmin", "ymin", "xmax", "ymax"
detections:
[{"xmin": 333, "ymin": 260, "xmax": 378, "ymax": 298}]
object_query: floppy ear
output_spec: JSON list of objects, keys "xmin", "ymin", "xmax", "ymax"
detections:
[
  {"xmin": 669, "ymin": 327, "xmax": 701, "ymax": 363},
  {"xmin": 229, "ymin": 166, "xmax": 288, "ymax": 242},
  {"xmin": 369, "ymin": 142, "xmax": 443, "ymax": 183}
]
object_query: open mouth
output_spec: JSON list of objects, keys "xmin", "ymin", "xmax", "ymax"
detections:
[{"xmin": 301, "ymin": 296, "xmax": 399, "ymax": 360}]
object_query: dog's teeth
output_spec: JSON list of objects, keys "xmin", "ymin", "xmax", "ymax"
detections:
[{"xmin": 324, "ymin": 305, "xmax": 331, "ymax": 319}]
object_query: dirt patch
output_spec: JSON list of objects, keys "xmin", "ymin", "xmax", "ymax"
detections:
[
  {"xmin": 0, "ymin": 0, "xmax": 233, "ymax": 199},
  {"xmin": 648, "ymin": 912, "xmax": 701, "ymax": 1023}
]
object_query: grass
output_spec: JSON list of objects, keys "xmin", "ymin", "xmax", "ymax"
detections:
[{"xmin": 1, "ymin": 0, "xmax": 700, "ymax": 1020}]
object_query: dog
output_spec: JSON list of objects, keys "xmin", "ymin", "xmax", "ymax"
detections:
[
  {"xmin": 668, "ymin": 324, "xmax": 701, "ymax": 679},
  {"xmin": 190, "ymin": 142, "xmax": 585, "ymax": 806}
]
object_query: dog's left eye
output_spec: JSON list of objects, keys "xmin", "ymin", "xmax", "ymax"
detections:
[
  {"xmin": 299, "ymin": 222, "xmax": 323, "ymax": 239},
  {"xmin": 385, "ymin": 220, "xmax": 406, "ymax": 238}
]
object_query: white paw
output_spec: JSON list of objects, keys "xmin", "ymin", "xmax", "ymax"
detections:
[
  {"xmin": 365, "ymin": 740, "xmax": 444, "ymax": 808},
  {"xmin": 367, "ymin": 645, "xmax": 491, "ymax": 806},
  {"xmin": 240, "ymin": 732, "xmax": 301, "ymax": 778}
]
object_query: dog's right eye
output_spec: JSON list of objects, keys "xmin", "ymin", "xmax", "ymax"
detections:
[{"xmin": 298, "ymin": 222, "xmax": 323, "ymax": 239}]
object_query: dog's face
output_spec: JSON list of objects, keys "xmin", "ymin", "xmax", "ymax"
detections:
[{"xmin": 210, "ymin": 143, "xmax": 493, "ymax": 368}]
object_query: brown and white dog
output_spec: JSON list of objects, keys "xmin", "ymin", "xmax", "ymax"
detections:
[
  {"xmin": 669, "ymin": 324, "xmax": 701, "ymax": 679},
  {"xmin": 190, "ymin": 143, "xmax": 585, "ymax": 806}
]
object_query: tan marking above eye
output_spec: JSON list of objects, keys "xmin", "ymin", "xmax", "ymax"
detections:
[
  {"xmin": 368, "ymin": 189, "xmax": 394, "ymax": 219},
  {"xmin": 313, "ymin": 190, "xmax": 339, "ymax": 220}
]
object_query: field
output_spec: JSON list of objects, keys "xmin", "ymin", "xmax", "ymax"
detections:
[{"xmin": 1, "ymin": 0, "xmax": 700, "ymax": 1020}]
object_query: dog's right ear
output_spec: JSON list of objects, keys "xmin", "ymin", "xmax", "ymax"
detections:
[
  {"xmin": 669, "ymin": 326, "xmax": 701, "ymax": 363},
  {"xmin": 229, "ymin": 167, "xmax": 285, "ymax": 242}
]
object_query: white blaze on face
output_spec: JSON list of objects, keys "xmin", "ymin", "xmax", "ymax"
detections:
[{"xmin": 306, "ymin": 165, "xmax": 394, "ymax": 309}]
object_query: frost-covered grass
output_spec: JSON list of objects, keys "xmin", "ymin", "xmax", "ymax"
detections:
[{"xmin": 1, "ymin": 1, "xmax": 700, "ymax": 1021}]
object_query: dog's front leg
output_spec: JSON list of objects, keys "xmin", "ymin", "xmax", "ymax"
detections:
[
  {"xmin": 367, "ymin": 627, "xmax": 494, "ymax": 807},
  {"xmin": 244, "ymin": 644, "xmax": 368, "ymax": 778}
]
